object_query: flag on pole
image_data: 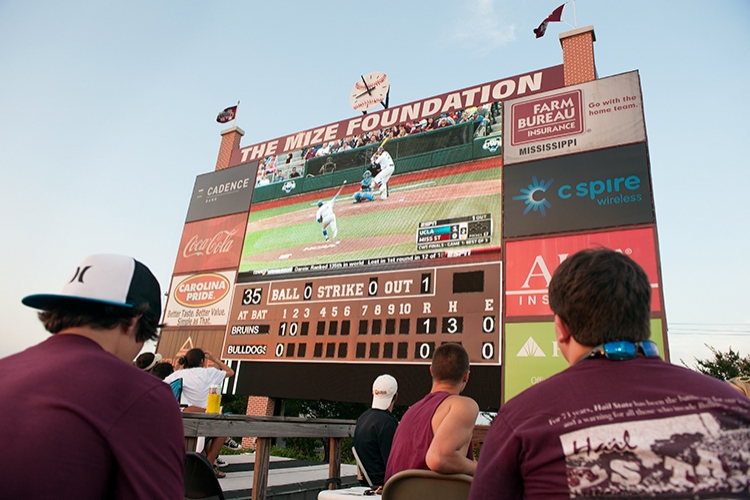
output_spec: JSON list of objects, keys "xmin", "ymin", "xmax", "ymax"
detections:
[
  {"xmin": 534, "ymin": 4, "xmax": 565, "ymax": 38},
  {"xmin": 216, "ymin": 105, "xmax": 238, "ymax": 123}
]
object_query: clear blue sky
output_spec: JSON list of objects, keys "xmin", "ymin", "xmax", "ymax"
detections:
[{"xmin": 1, "ymin": 1, "xmax": 748, "ymax": 366}]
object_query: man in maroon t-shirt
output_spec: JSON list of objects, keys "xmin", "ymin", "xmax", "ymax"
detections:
[
  {"xmin": 385, "ymin": 343, "xmax": 479, "ymax": 481},
  {"xmin": 470, "ymin": 249, "xmax": 750, "ymax": 499},
  {"xmin": 0, "ymin": 254, "xmax": 185, "ymax": 500}
]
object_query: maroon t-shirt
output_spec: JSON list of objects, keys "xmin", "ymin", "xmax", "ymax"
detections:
[
  {"xmin": 385, "ymin": 391, "xmax": 451, "ymax": 481},
  {"xmin": 0, "ymin": 334, "xmax": 185, "ymax": 499},
  {"xmin": 469, "ymin": 356, "xmax": 750, "ymax": 499}
]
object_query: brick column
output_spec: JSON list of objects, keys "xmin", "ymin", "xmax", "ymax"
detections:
[
  {"xmin": 215, "ymin": 126, "xmax": 245, "ymax": 171},
  {"xmin": 241, "ymin": 396, "xmax": 276, "ymax": 449},
  {"xmin": 559, "ymin": 25, "xmax": 597, "ymax": 86}
]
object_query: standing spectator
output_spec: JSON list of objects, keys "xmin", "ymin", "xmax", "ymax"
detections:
[
  {"xmin": 0, "ymin": 254, "xmax": 184, "ymax": 499},
  {"xmin": 469, "ymin": 249, "xmax": 750, "ymax": 500},
  {"xmin": 353, "ymin": 374, "xmax": 399, "ymax": 490}
]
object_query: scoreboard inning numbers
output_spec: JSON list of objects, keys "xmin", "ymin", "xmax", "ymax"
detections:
[{"xmin": 224, "ymin": 262, "xmax": 501, "ymax": 364}]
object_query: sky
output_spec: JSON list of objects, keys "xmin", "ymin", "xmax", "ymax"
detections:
[{"xmin": 1, "ymin": 0, "xmax": 748, "ymax": 368}]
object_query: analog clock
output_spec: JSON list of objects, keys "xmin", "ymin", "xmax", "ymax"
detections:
[{"xmin": 350, "ymin": 72, "xmax": 390, "ymax": 112}]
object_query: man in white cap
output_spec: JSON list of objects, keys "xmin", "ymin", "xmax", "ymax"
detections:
[
  {"xmin": 353, "ymin": 374, "xmax": 399, "ymax": 490},
  {"xmin": 0, "ymin": 254, "xmax": 185, "ymax": 499}
]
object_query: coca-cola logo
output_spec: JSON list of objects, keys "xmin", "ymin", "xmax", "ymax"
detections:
[
  {"xmin": 174, "ymin": 273, "xmax": 230, "ymax": 307},
  {"xmin": 183, "ymin": 229, "xmax": 238, "ymax": 258}
]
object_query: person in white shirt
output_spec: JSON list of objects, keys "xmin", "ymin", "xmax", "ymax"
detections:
[{"xmin": 165, "ymin": 348, "xmax": 234, "ymax": 477}]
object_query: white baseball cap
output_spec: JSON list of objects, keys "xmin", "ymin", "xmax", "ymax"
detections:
[
  {"xmin": 371, "ymin": 374, "xmax": 398, "ymax": 410},
  {"xmin": 22, "ymin": 254, "xmax": 162, "ymax": 322}
]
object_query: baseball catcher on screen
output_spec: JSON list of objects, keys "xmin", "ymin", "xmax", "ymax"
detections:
[
  {"xmin": 353, "ymin": 170, "xmax": 375, "ymax": 204},
  {"xmin": 370, "ymin": 138, "xmax": 395, "ymax": 200}
]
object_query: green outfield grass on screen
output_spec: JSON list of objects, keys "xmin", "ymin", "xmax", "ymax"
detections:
[{"xmin": 239, "ymin": 162, "xmax": 502, "ymax": 274}]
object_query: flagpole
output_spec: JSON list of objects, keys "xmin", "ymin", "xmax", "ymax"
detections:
[
  {"xmin": 234, "ymin": 100, "xmax": 240, "ymax": 126},
  {"xmin": 573, "ymin": 0, "xmax": 577, "ymax": 28}
]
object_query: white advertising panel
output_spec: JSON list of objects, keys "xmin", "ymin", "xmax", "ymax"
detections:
[
  {"xmin": 164, "ymin": 270, "xmax": 236, "ymax": 327},
  {"xmin": 503, "ymin": 71, "xmax": 646, "ymax": 165}
]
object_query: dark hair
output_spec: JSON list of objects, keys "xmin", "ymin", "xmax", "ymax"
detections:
[
  {"xmin": 177, "ymin": 348, "xmax": 205, "ymax": 369},
  {"xmin": 431, "ymin": 343, "xmax": 470, "ymax": 383},
  {"xmin": 134, "ymin": 352, "xmax": 157, "ymax": 370},
  {"xmin": 548, "ymin": 249, "xmax": 651, "ymax": 346},
  {"xmin": 39, "ymin": 302, "xmax": 159, "ymax": 343},
  {"xmin": 151, "ymin": 362, "xmax": 174, "ymax": 380}
]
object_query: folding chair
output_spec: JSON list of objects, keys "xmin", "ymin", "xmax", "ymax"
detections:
[
  {"xmin": 382, "ymin": 469, "xmax": 472, "ymax": 500},
  {"xmin": 351, "ymin": 447, "xmax": 374, "ymax": 488},
  {"xmin": 184, "ymin": 452, "xmax": 226, "ymax": 500}
]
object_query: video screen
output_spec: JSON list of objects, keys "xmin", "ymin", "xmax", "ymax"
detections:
[{"xmin": 238, "ymin": 104, "xmax": 504, "ymax": 279}]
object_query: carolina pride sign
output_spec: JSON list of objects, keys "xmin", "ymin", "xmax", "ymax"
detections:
[
  {"xmin": 164, "ymin": 270, "xmax": 236, "ymax": 327},
  {"xmin": 504, "ymin": 227, "xmax": 662, "ymax": 318}
]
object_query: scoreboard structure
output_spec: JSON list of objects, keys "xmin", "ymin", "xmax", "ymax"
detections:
[{"xmin": 159, "ymin": 30, "xmax": 668, "ymax": 410}]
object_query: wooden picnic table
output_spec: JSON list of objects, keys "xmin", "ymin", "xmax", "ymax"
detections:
[{"xmin": 181, "ymin": 413, "xmax": 356, "ymax": 500}]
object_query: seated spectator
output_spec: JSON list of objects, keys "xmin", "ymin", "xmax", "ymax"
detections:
[
  {"xmin": 0, "ymin": 254, "xmax": 184, "ymax": 498},
  {"xmin": 385, "ymin": 343, "xmax": 479, "ymax": 481},
  {"xmin": 289, "ymin": 166, "xmax": 301, "ymax": 178},
  {"xmin": 354, "ymin": 374, "xmax": 399, "ymax": 489},
  {"xmin": 134, "ymin": 351, "xmax": 161, "ymax": 371},
  {"xmin": 165, "ymin": 348, "xmax": 234, "ymax": 478},
  {"xmin": 151, "ymin": 361, "xmax": 174, "ymax": 380},
  {"xmin": 727, "ymin": 376, "xmax": 750, "ymax": 397},
  {"xmin": 469, "ymin": 249, "xmax": 750, "ymax": 500}
]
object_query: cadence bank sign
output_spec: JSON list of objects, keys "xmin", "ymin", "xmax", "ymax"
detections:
[
  {"xmin": 185, "ymin": 162, "xmax": 256, "ymax": 222},
  {"xmin": 504, "ymin": 71, "xmax": 646, "ymax": 165},
  {"xmin": 504, "ymin": 227, "xmax": 662, "ymax": 317},
  {"xmin": 164, "ymin": 270, "xmax": 236, "ymax": 327},
  {"xmin": 229, "ymin": 65, "xmax": 565, "ymax": 166},
  {"xmin": 174, "ymin": 213, "xmax": 246, "ymax": 274}
]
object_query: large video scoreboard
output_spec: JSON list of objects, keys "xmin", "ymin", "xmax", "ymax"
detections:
[{"xmin": 165, "ymin": 64, "xmax": 608, "ymax": 408}]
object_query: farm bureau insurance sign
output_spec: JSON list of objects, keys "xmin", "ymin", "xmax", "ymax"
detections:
[
  {"xmin": 504, "ymin": 71, "xmax": 646, "ymax": 165},
  {"xmin": 229, "ymin": 65, "xmax": 565, "ymax": 166}
]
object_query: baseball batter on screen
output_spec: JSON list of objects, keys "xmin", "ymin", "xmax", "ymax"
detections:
[
  {"xmin": 316, "ymin": 182, "xmax": 346, "ymax": 241},
  {"xmin": 371, "ymin": 140, "xmax": 395, "ymax": 200}
]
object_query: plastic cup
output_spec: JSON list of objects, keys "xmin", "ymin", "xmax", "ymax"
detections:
[{"xmin": 206, "ymin": 385, "xmax": 222, "ymax": 414}]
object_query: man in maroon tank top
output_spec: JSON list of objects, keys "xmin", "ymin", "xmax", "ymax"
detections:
[{"xmin": 385, "ymin": 343, "xmax": 479, "ymax": 481}]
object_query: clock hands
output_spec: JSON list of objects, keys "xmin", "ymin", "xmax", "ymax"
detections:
[{"xmin": 358, "ymin": 75, "xmax": 374, "ymax": 98}]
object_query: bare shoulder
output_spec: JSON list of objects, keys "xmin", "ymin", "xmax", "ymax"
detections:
[
  {"xmin": 434, "ymin": 394, "xmax": 479, "ymax": 426},
  {"xmin": 447, "ymin": 395, "xmax": 479, "ymax": 416}
]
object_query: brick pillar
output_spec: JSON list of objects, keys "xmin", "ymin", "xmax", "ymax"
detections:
[
  {"xmin": 559, "ymin": 25, "xmax": 596, "ymax": 86},
  {"xmin": 215, "ymin": 126, "xmax": 245, "ymax": 171},
  {"xmin": 241, "ymin": 396, "xmax": 276, "ymax": 449}
]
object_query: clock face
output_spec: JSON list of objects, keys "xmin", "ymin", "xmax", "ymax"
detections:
[{"xmin": 350, "ymin": 72, "xmax": 390, "ymax": 112}]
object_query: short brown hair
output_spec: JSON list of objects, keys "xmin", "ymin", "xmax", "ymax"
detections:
[
  {"xmin": 548, "ymin": 249, "xmax": 651, "ymax": 346},
  {"xmin": 431, "ymin": 343, "xmax": 470, "ymax": 383},
  {"xmin": 39, "ymin": 302, "xmax": 159, "ymax": 343}
]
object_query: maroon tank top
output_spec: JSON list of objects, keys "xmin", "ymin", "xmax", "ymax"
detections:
[{"xmin": 384, "ymin": 391, "xmax": 452, "ymax": 481}]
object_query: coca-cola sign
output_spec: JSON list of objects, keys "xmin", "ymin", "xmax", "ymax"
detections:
[{"xmin": 174, "ymin": 213, "xmax": 246, "ymax": 274}]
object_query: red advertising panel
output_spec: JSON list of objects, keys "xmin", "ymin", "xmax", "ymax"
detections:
[
  {"xmin": 173, "ymin": 213, "xmax": 247, "ymax": 274},
  {"xmin": 505, "ymin": 227, "xmax": 661, "ymax": 317}
]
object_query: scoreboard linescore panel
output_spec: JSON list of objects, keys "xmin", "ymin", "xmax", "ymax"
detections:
[{"xmin": 224, "ymin": 262, "xmax": 501, "ymax": 365}]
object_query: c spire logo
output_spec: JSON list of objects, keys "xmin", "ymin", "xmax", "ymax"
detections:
[{"xmin": 512, "ymin": 176, "xmax": 554, "ymax": 216}]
